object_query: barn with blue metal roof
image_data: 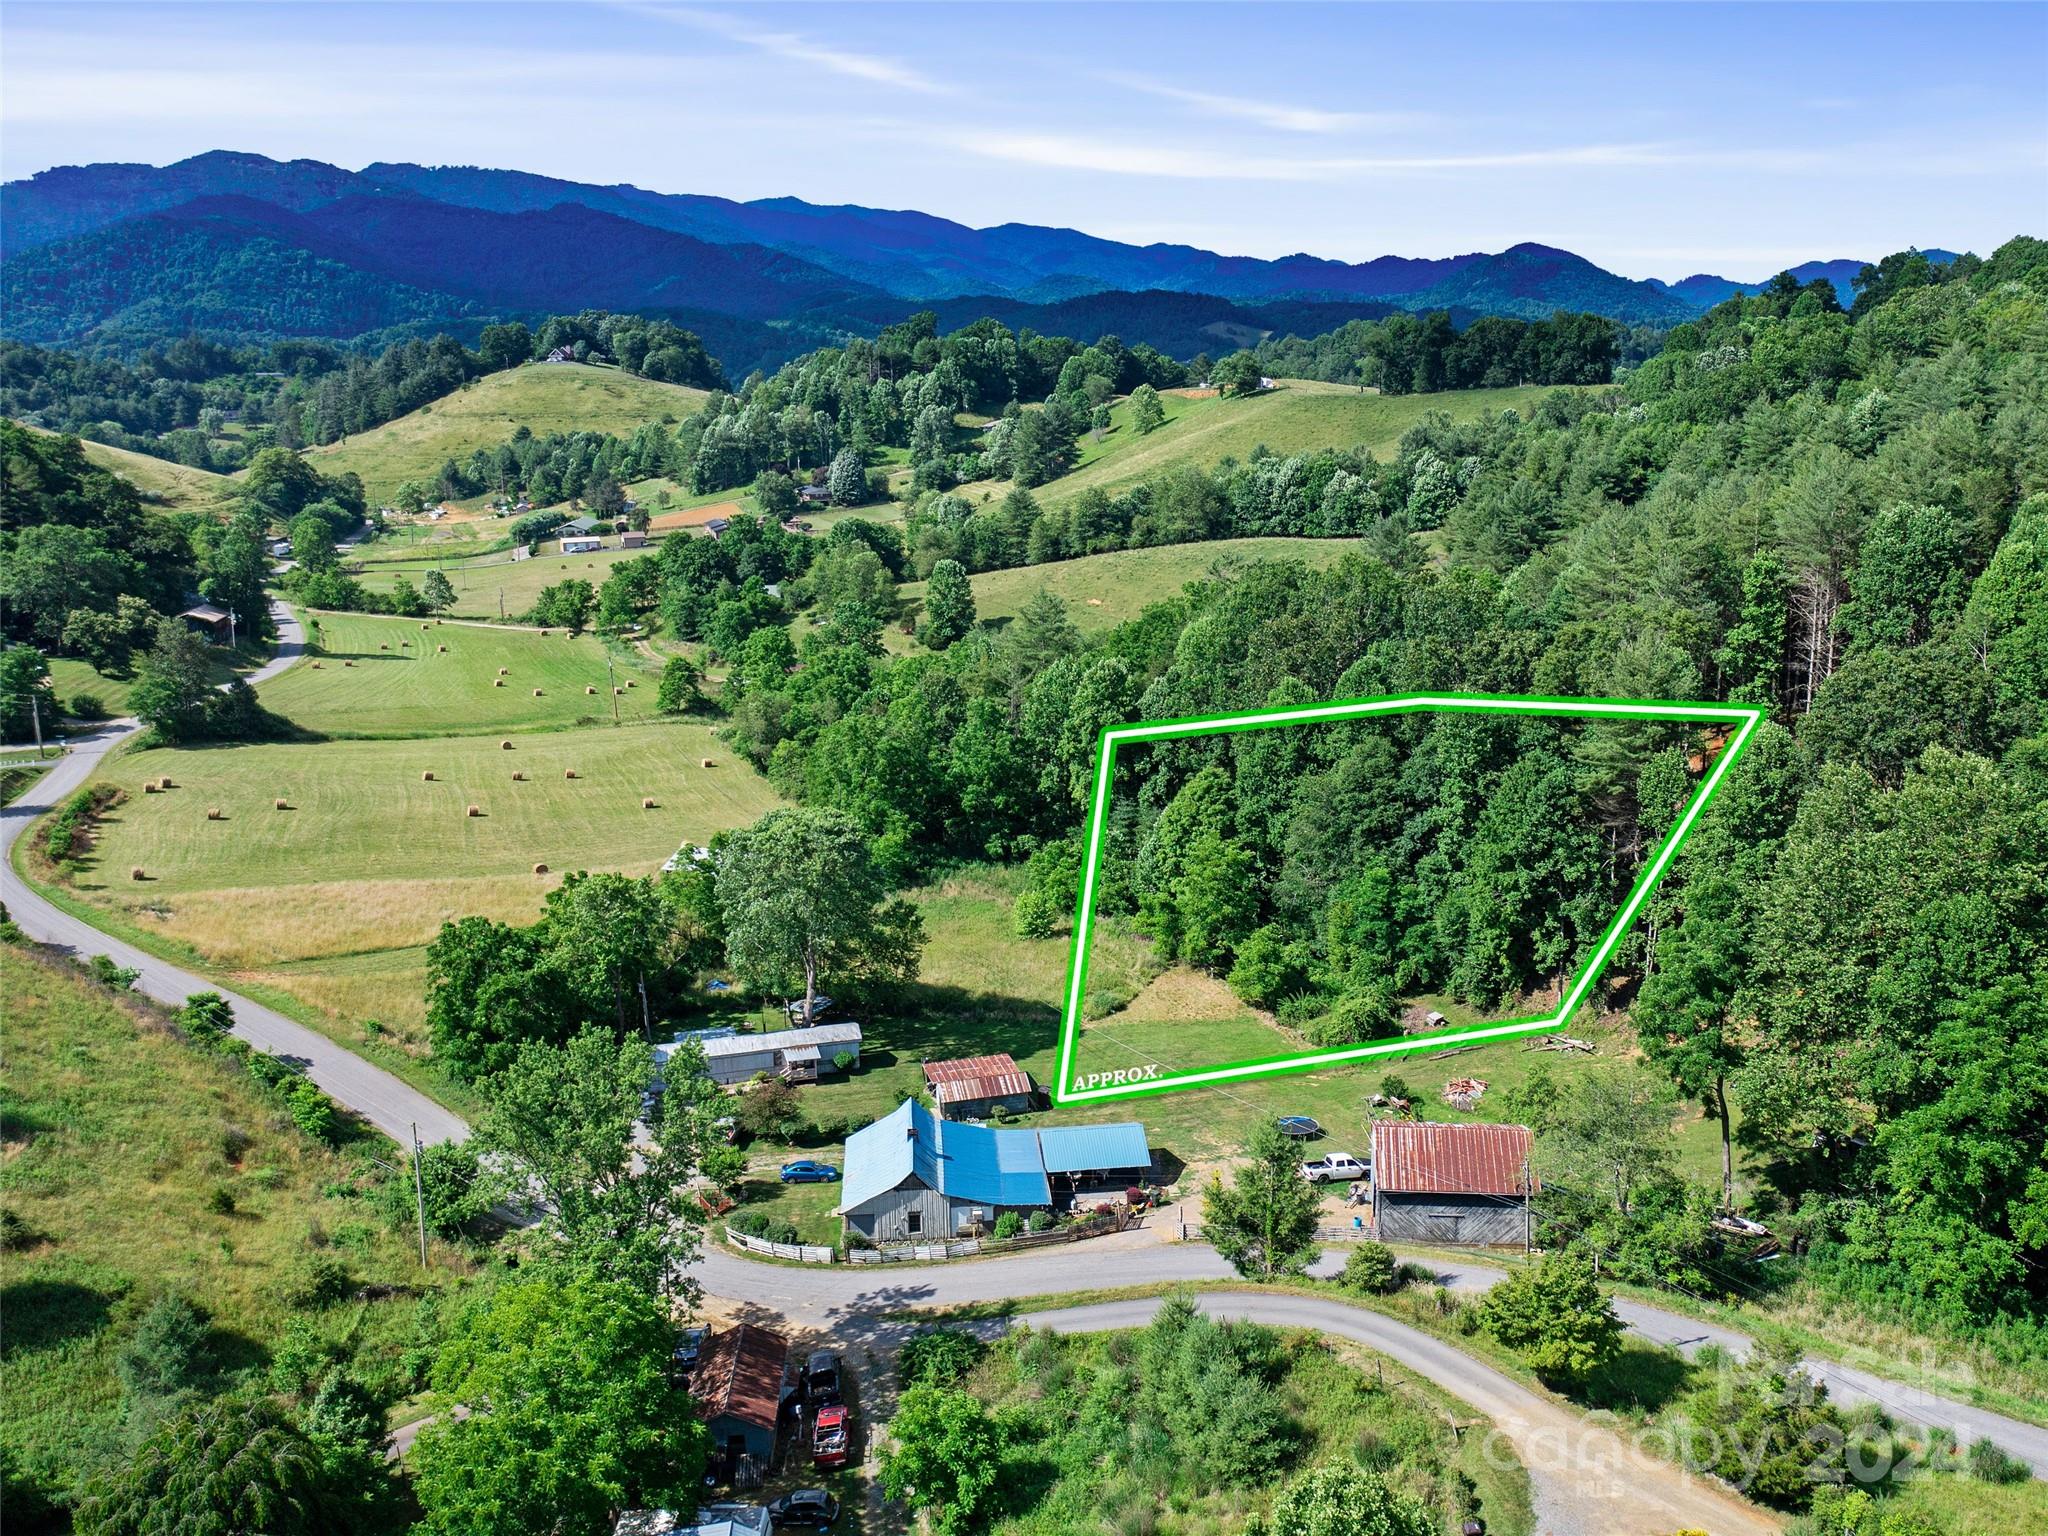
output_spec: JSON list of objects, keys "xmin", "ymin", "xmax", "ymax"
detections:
[{"xmin": 836, "ymin": 1099, "xmax": 1151, "ymax": 1242}]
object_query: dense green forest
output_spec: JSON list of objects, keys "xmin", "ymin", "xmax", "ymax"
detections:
[{"xmin": 653, "ymin": 237, "xmax": 2046, "ymax": 1342}]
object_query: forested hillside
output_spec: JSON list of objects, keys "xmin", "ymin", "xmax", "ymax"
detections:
[{"xmin": 651, "ymin": 236, "xmax": 2044, "ymax": 1345}]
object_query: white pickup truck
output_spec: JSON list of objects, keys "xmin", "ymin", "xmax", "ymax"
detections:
[{"xmin": 1300, "ymin": 1152, "xmax": 1368, "ymax": 1184}]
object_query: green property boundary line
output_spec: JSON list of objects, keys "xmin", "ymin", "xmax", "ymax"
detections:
[{"xmin": 1052, "ymin": 692, "xmax": 1765, "ymax": 1105}]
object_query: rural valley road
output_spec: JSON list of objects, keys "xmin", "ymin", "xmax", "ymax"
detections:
[
  {"xmin": 1019, "ymin": 1292, "xmax": 1778, "ymax": 1536},
  {"xmin": 0, "ymin": 606, "xmax": 470, "ymax": 1149},
  {"xmin": 6, "ymin": 614, "xmax": 2037, "ymax": 1523}
]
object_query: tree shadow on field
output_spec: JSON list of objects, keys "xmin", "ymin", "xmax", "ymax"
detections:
[
  {"xmin": 879, "ymin": 983, "xmax": 1065, "ymax": 1067},
  {"xmin": 0, "ymin": 1278, "xmax": 121, "ymax": 1356}
]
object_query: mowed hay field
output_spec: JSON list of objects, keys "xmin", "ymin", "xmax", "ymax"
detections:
[
  {"xmin": 71, "ymin": 720, "xmax": 781, "ymax": 1044},
  {"xmin": 301, "ymin": 363, "xmax": 708, "ymax": 501},
  {"xmin": 973, "ymin": 382, "xmax": 1565, "ymax": 508},
  {"xmin": 898, "ymin": 537, "xmax": 1365, "ymax": 639},
  {"xmin": 0, "ymin": 947, "xmax": 445, "ymax": 1500},
  {"xmin": 264, "ymin": 611, "xmax": 665, "ymax": 735}
]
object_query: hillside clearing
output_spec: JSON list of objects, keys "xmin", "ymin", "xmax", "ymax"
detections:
[
  {"xmin": 351, "ymin": 538, "xmax": 672, "ymax": 622},
  {"xmin": 898, "ymin": 537, "xmax": 1365, "ymax": 640},
  {"xmin": 301, "ymin": 363, "xmax": 708, "ymax": 501},
  {"xmin": 960, "ymin": 381, "xmax": 1565, "ymax": 508},
  {"xmin": 21, "ymin": 422, "xmax": 236, "ymax": 512}
]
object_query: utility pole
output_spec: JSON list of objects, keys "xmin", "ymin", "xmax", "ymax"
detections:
[
  {"xmin": 28, "ymin": 688, "xmax": 46, "ymax": 760},
  {"xmin": 410, "ymin": 1122, "xmax": 429, "ymax": 1268},
  {"xmin": 605, "ymin": 648, "xmax": 620, "ymax": 725}
]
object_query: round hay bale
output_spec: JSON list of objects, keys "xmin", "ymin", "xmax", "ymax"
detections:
[
  {"xmin": 614, "ymin": 686, "xmax": 625, "ymax": 695},
  {"xmin": 422, "ymin": 771, "xmax": 435, "ymax": 781},
  {"xmin": 500, "ymin": 740, "xmax": 513, "ymax": 750},
  {"xmin": 699, "ymin": 758, "xmax": 714, "ymax": 769},
  {"xmin": 641, "ymin": 797, "xmax": 657, "ymax": 809},
  {"xmin": 273, "ymin": 798, "xmax": 287, "ymax": 811},
  {"xmin": 586, "ymin": 685, "xmax": 597, "ymax": 695},
  {"xmin": 493, "ymin": 678, "xmax": 505, "ymax": 687},
  {"xmin": 498, "ymin": 667, "xmax": 509, "ymax": 676},
  {"xmin": 511, "ymin": 771, "xmax": 525, "ymax": 781},
  {"xmin": 144, "ymin": 783, "xmax": 159, "ymax": 794},
  {"xmin": 564, "ymin": 769, "xmax": 578, "ymax": 780},
  {"xmin": 311, "ymin": 661, "xmax": 324, "ymax": 669},
  {"xmin": 437, "ymin": 644, "xmax": 447, "ymax": 653},
  {"xmin": 539, "ymin": 629, "xmax": 550, "ymax": 637},
  {"xmin": 344, "ymin": 660, "xmax": 355, "ymax": 668},
  {"xmin": 207, "ymin": 806, "xmax": 222, "ymax": 820},
  {"xmin": 131, "ymin": 866, "xmax": 146, "ymax": 881},
  {"xmin": 421, "ymin": 623, "xmax": 431, "ymax": 630},
  {"xmin": 159, "ymin": 777, "xmax": 175, "ymax": 790},
  {"xmin": 625, "ymin": 680, "xmax": 636, "ymax": 688},
  {"xmin": 466, "ymin": 804, "xmax": 481, "ymax": 817},
  {"xmin": 379, "ymin": 643, "xmax": 388, "ymax": 650},
  {"xmin": 533, "ymin": 862, "xmax": 549, "ymax": 875},
  {"xmin": 436, "ymin": 618, "xmax": 445, "ymax": 625},
  {"xmin": 532, "ymin": 688, "xmax": 543, "ymax": 697}
]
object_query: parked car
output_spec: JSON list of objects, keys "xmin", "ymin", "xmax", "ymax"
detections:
[
  {"xmin": 785, "ymin": 994, "xmax": 836, "ymax": 1025},
  {"xmin": 671, "ymin": 1325, "xmax": 709, "ymax": 1371},
  {"xmin": 1300, "ymin": 1152, "xmax": 1368, "ymax": 1184},
  {"xmin": 803, "ymin": 1349, "xmax": 843, "ymax": 1405},
  {"xmin": 768, "ymin": 1488, "xmax": 840, "ymax": 1528},
  {"xmin": 812, "ymin": 1403, "xmax": 851, "ymax": 1469},
  {"xmin": 1276, "ymin": 1115, "xmax": 1323, "ymax": 1140},
  {"xmin": 779, "ymin": 1160, "xmax": 841, "ymax": 1184}
]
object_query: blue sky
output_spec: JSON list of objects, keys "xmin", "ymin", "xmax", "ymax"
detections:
[{"xmin": 4, "ymin": 2, "xmax": 2043, "ymax": 279}]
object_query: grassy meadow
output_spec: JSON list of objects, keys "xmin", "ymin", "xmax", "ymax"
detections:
[
  {"xmin": 267, "ymin": 611, "xmax": 666, "ymax": 736},
  {"xmin": 897, "ymin": 537, "xmax": 1365, "ymax": 641},
  {"xmin": 47, "ymin": 646, "xmax": 252, "ymax": 719},
  {"xmin": 302, "ymin": 363, "xmax": 708, "ymax": 501},
  {"xmin": 352, "ymin": 538, "xmax": 671, "ymax": 623},
  {"xmin": 23, "ymin": 422, "xmax": 237, "ymax": 513},
  {"xmin": 0, "ymin": 945, "xmax": 456, "ymax": 1506},
  {"xmin": 957, "ymin": 381, "xmax": 1563, "ymax": 509}
]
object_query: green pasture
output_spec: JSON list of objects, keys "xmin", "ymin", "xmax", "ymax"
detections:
[
  {"xmin": 264, "ymin": 611, "xmax": 664, "ymax": 736},
  {"xmin": 302, "ymin": 363, "xmax": 708, "ymax": 501},
  {"xmin": 352, "ymin": 538, "xmax": 670, "ymax": 623}
]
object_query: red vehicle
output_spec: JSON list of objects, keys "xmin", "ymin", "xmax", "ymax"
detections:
[{"xmin": 813, "ymin": 1403, "xmax": 851, "ymax": 1469}]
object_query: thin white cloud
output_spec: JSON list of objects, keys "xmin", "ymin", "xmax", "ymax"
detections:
[
  {"xmin": 622, "ymin": 5, "xmax": 954, "ymax": 95},
  {"xmin": 1103, "ymin": 71, "xmax": 1415, "ymax": 135},
  {"xmin": 953, "ymin": 130, "xmax": 1827, "ymax": 182}
]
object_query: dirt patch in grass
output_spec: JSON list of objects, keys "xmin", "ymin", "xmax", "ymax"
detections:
[{"xmin": 648, "ymin": 499, "xmax": 742, "ymax": 531}]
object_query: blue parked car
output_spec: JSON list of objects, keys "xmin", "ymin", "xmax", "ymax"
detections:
[{"xmin": 780, "ymin": 1160, "xmax": 841, "ymax": 1184}]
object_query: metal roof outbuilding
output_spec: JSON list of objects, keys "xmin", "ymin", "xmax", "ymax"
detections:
[{"xmin": 1370, "ymin": 1122, "xmax": 1535, "ymax": 1197}]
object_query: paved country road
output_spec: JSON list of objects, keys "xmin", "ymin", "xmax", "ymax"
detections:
[
  {"xmin": 0, "ymin": 606, "xmax": 469, "ymax": 1149},
  {"xmin": 1019, "ymin": 1292, "xmax": 1780, "ymax": 1536}
]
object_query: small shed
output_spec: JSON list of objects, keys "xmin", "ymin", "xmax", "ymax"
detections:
[
  {"xmin": 177, "ymin": 604, "xmax": 233, "ymax": 643},
  {"xmin": 693, "ymin": 1324, "xmax": 790, "ymax": 1471},
  {"xmin": 922, "ymin": 1053, "xmax": 1036, "ymax": 1120},
  {"xmin": 683, "ymin": 1023, "xmax": 862, "ymax": 1086},
  {"xmin": 1370, "ymin": 1121, "xmax": 1534, "ymax": 1247},
  {"xmin": 795, "ymin": 484, "xmax": 831, "ymax": 505},
  {"xmin": 705, "ymin": 518, "xmax": 731, "ymax": 539},
  {"xmin": 620, "ymin": 529, "xmax": 649, "ymax": 548}
]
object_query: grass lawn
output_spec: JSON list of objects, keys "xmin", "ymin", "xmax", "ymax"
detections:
[
  {"xmin": 895, "ymin": 537, "xmax": 1365, "ymax": 645},
  {"xmin": 301, "ymin": 363, "xmax": 708, "ymax": 502},
  {"xmin": 0, "ymin": 944, "xmax": 457, "ymax": 1507},
  {"xmin": 954, "ymin": 381, "xmax": 1567, "ymax": 510},
  {"xmin": 23, "ymin": 423, "xmax": 237, "ymax": 513},
  {"xmin": 265, "ymin": 611, "xmax": 667, "ymax": 736},
  {"xmin": 47, "ymin": 647, "xmax": 249, "ymax": 719}
]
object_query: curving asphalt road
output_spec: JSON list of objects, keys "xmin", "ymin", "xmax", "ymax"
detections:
[
  {"xmin": 0, "ymin": 605, "xmax": 469, "ymax": 1149},
  {"xmin": 1020, "ymin": 1291, "xmax": 1780, "ymax": 1536}
]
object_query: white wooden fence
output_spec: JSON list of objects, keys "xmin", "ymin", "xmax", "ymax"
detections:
[{"xmin": 723, "ymin": 1227, "xmax": 837, "ymax": 1265}]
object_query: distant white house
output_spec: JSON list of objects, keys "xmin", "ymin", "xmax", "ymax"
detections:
[
  {"xmin": 559, "ymin": 535, "xmax": 604, "ymax": 555},
  {"xmin": 662, "ymin": 1023, "xmax": 863, "ymax": 1087},
  {"xmin": 545, "ymin": 347, "xmax": 576, "ymax": 364}
]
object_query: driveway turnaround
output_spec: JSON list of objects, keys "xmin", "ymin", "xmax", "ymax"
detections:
[{"xmin": 0, "ymin": 606, "xmax": 470, "ymax": 1150}]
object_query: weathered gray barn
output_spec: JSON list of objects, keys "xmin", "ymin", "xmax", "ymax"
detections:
[
  {"xmin": 1370, "ymin": 1121, "xmax": 1534, "ymax": 1247},
  {"xmin": 836, "ymin": 1099, "xmax": 1150, "ymax": 1243}
]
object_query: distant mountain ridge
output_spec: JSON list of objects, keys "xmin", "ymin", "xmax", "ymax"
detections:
[{"xmin": 0, "ymin": 150, "xmax": 1961, "ymax": 367}]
